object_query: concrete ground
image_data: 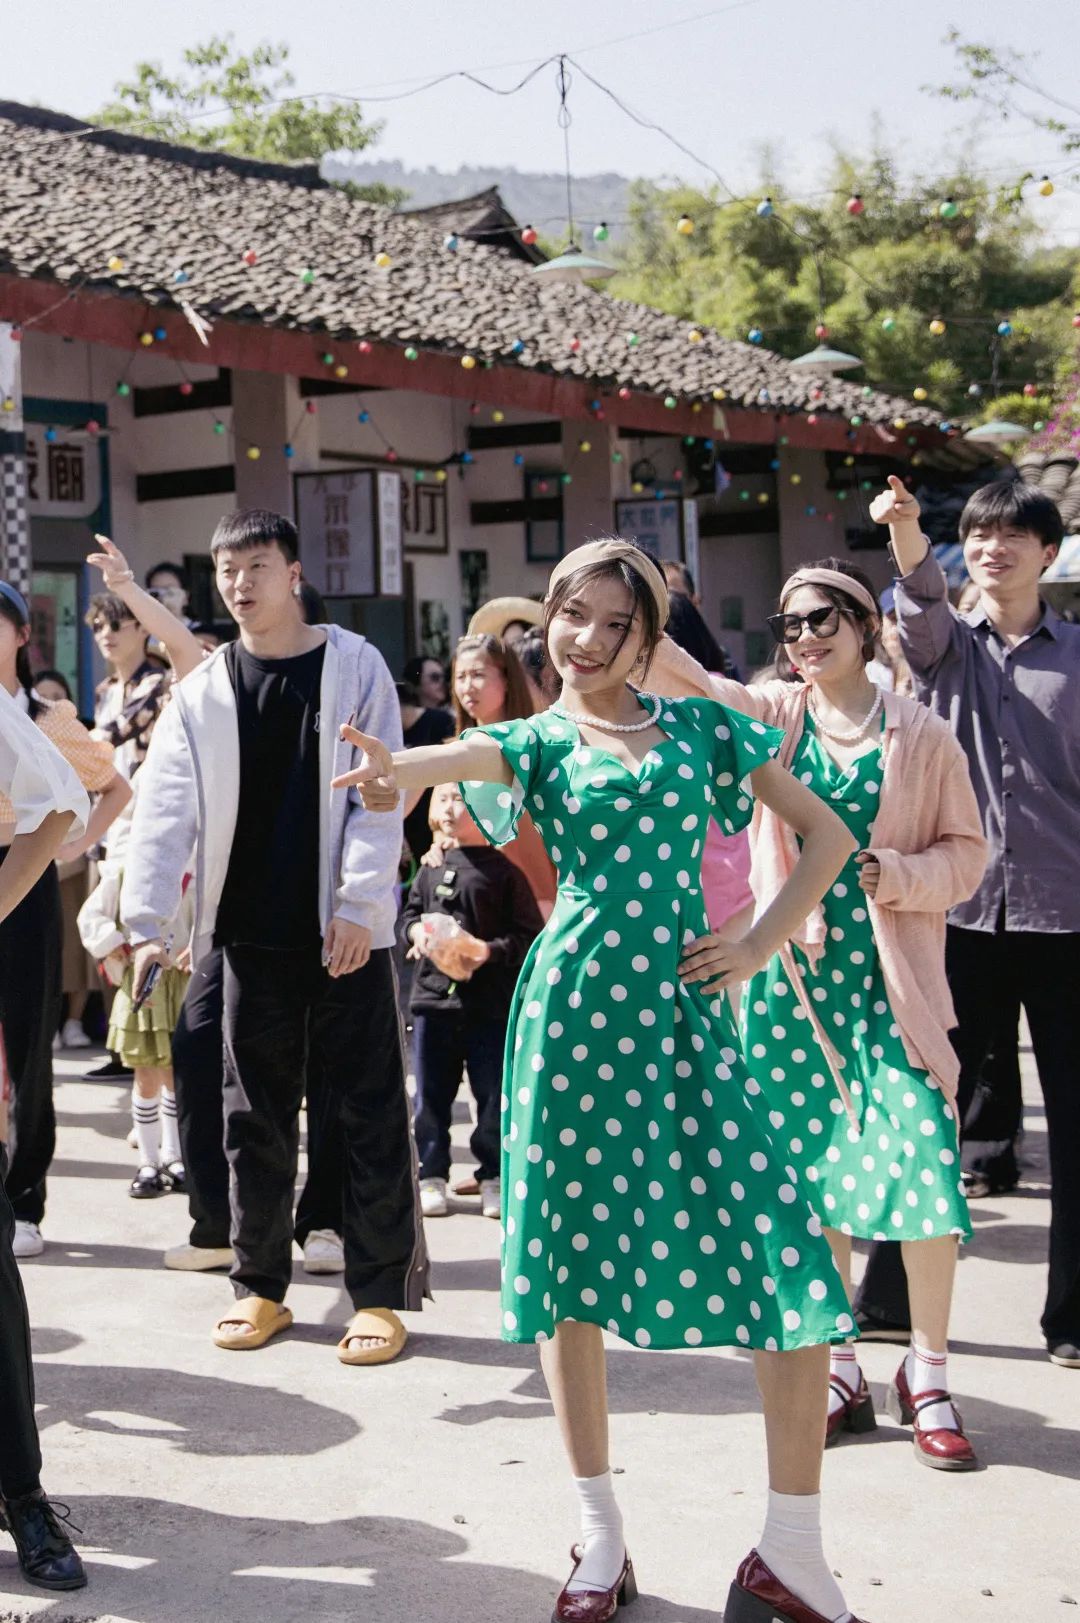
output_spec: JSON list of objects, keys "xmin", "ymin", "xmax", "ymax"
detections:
[{"xmin": 1, "ymin": 1044, "xmax": 1076, "ymax": 1623}]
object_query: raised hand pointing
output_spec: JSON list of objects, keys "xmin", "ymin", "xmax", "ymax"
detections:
[
  {"xmin": 332, "ymin": 724, "xmax": 399, "ymax": 809},
  {"xmin": 869, "ymin": 474, "xmax": 921, "ymax": 529}
]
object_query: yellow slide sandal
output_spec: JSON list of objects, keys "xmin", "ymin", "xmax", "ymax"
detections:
[
  {"xmin": 336, "ymin": 1307, "xmax": 407, "ymax": 1366},
  {"xmin": 212, "ymin": 1296, "xmax": 293, "ymax": 1350}
]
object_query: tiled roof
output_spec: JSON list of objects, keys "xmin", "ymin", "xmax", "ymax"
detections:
[
  {"xmin": 0, "ymin": 101, "xmax": 940, "ymax": 430},
  {"xmin": 402, "ymin": 187, "xmax": 547, "ymax": 265}
]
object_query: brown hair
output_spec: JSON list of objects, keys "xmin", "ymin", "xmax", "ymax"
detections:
[
  {"xmin": 451, "ymin": 633, "xmax": 535, "ymax": 733},
  {"xmin": 543, "ymin": 558, "xmax": 665, "ymax": 679},
  {"xmin": 777, "ymin": 556, "xmax": 880, "ymax": 675}
]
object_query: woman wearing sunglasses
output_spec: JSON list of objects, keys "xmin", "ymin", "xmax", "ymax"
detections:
[{"xmin": 654, "ymin": 556, "xmax": 988, "ymax": 1473}]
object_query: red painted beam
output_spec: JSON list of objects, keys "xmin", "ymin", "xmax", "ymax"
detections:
[{"xmin": 0, "ymin": 273, "xmax": 931, "ymax": 460}]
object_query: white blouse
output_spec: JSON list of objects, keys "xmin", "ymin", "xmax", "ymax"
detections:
[{"xmin": 0, "ymin": 685, "xmax": 89, "ymax": 837}]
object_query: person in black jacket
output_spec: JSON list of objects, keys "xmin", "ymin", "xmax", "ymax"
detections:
[{"xmin": 400, "ymin": 782, "xmax": 542, "ymax": 1220}]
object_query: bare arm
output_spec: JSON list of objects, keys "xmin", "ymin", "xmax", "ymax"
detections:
[
  {"xmin": 679, "ymin": 760, "xmax": 855, "ymax": 993},
  {"xmin": 56, "ymin": 772, "xmax": 132, "ymax": 861},
  {"xmin": 0, "ymin": 811, "xmax": 75, "ymax": 924},
  {"xmin": 869, "ymin": 474, "xmax": 928, "ymax": 575},
  {"xmin": 332, "ymin": 725, "xmax": 512, "ymax": 804},
  {"xmin": 88, "ymin": 535, "xmax": 204, "ymax": 679}
]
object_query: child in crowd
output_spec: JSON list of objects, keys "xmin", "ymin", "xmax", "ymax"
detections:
[
  {"xmin": 78, "ymin": 864, "xmax": 192, "ymax": 1197},
  {"xmin": 399, "ymin": 782, "xmax": 542, "ymax": 1219}
]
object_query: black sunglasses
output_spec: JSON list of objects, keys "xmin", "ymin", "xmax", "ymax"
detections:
[
  {"xmin": 90, "ymin": 617, "xmax": 136, "ymax": 635},
  {"xmin": 766, "ymin": 604, "xmax": 843, "ymax": 646}
]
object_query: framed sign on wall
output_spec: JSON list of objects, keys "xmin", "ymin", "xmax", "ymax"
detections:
[
  {"xmin": 613, "ymin": 497, "xmax": 683, "ymax": 561},
  {"xmin": 294, "ymin": 470, "xmax": 405, "ymax": 597}
]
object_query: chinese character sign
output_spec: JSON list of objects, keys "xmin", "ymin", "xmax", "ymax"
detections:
[{"xmin": 295, "ymin": 472, "xmax": 377, "ymax": 597}]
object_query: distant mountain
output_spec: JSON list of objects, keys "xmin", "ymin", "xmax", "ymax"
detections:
[{"xmin": 324, "ymin": 157, "xmax": 634, "ymax": 241}]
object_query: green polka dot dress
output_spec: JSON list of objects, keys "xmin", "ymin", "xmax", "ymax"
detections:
[
  {"xmin": 459, "ymin": 697, "xmax": 854, "ymax": 1352},
  {"xmin": 742, "ymin": 718, "xmax": 971, "ymax": 1244}
]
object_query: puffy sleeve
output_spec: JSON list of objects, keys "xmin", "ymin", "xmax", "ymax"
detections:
[
  {"xmin": 458, "ymin": 716, "xmax": 543, "ymax": 848},
  {"xmin": 39, "ymin": 700, "xmax": 117, "ymax": 792},
  {"xmin": 0, "ymin": 688, "xmax": 90, "ymax": 835},
  {"xmin": 706, "ymin": 701, "xmax": 785, "ymax": 835}
]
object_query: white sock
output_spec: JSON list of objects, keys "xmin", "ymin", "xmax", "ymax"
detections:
[
  {"xmin": 827, "ymin": 1345, "xmax": 862, "ymax": 1416},
  {"xmin": 906, "ymin": 1343, "xmax": 956, "ymax": 1432},
  {"xmin": 160, "ymin": 1089, "xmax": 182, "ymax": 1166},
  {"xmin": 132, "ymin": 1092, "xmax": 162, "ymax": 1170},
  {"xmin": 567, "ymin": 1470, "xmax": 626, "ymax": 1594},
  {"xmin": 757, "ymin": 1491, "xmax": 850, "ymax": 1623}
]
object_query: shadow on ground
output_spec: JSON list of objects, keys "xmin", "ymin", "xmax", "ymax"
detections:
[{"xmin": 0, "ymin": 1501, "xmax": 723, "ymax": 1623}]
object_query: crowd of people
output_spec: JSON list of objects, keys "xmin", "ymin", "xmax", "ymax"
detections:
[{"xmin": 0, "ymin": 470, "xmax": 1076, "ymax": 1622}]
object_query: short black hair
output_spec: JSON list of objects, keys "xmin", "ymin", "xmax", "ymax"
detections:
[
  {"xmin": 664, "ymin": 592, "xmax": 729, "ymax": 673},
  {"xmin": 661, "ymin": 557, "xmax": 696, "ymax": 597},
  {"xmin": 959, "ymin": 480, "xmax": 1064, "ymax": 551},
  {"xmin": 85, "ymin": 591, "xmax": 139, "ymax": 627},
  {"xmin": 146, "ymin": 560, "xmax": 187, "ymax": 589},
  {"xmin": 210, "ymin": 509, "xmax": 299, "ymax": 564},
  {"xmin": 402, "ymin": 654, "xmax": 444, "ymax": 685},
  {"xmin": 297, "ymin": 580, "xmax": 327, "ymax": 625}
]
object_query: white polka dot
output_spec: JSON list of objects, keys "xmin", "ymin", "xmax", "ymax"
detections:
[{"xmin": 513, "ymin": 1276, "xmax": 530, "ymax": 1295}]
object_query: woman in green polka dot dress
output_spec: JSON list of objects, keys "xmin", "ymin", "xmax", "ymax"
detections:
[
  {"xmin": 654, "ymin": 557, "xmax": 987, "ymax": 1477},
  {"xmin": 335, "ymin": 542, "xmax": 871, "ymax": 1623}
]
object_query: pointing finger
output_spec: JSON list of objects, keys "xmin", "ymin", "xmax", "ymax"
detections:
[{"xmin": 887, "ymin": 474, "xmax": 909, "ymax": 497}]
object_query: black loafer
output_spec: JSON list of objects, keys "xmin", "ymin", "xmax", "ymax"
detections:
[
  {"xmin": 0, "ymin": 1491, "xmax": 87, "ymax": 1591},
  {"xmin": 1048, "ymin": 1340, "xmax": 1080, "ymax": 1368},
  {"xmin": 129, "ymin": 1166, "xmax": 173, "ymax": 1199}
]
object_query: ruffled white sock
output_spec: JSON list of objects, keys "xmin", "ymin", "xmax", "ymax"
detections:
[
  {"xmin": 757, "ymin": 1491, "xmax": 851, "ymax": 1623},
  {"xmin": 828, "ymin": 1345, "xmax": 862, "ymax": 1416},
  {"xmin": 906, "ymin": 1343, "xmax": 956, "ymax": 1432},
  {"xmin": 567, "ymin": 1470, "xmax": 626, "ymax": 1594}
]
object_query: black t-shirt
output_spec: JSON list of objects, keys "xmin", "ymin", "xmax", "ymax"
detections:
[
  {"xmin": 216, "ymin": 640, "xmax": 326, "ymax": 950},
  {"xmin": 402, "ymin": 706, "xmax": 455, "ymax": 864}
]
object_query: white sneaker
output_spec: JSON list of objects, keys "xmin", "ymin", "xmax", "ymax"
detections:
[
  {"xmin": 420, "ymin": 1177, "xmax": 449, "ymax": 1217},
  {"xmin": 480, "ymin": 1178, "xmax": 501, "ymax": 1219},
  {"xmin": 163, "ymin": 1243, "xmax": 235, "ymax": 1271},
  {"xmin": 12, "ymin": 1221, "xmax": 44, "ymax": 1258},
  {"xmin": 302, "ymin": 1229, "xmax": 345, "ymax": 1274},
  {"xmin": 60, "ymin": 1018, "xmax": 92, "ymax": 1049}
]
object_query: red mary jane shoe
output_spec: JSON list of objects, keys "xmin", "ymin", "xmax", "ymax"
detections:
[
  {"xmin": 552, "ymin": 1545, "xmax": 637, "ymax": 1623},
  {"xmin": 825, "ymin": 1370, "xmax": 877, "ymax": 1447},
  {"xmin": 725, "ymin": 1550, "xmax": 868, "ymax": 1623},
  {"xmin": 885, "ymin": 1360, "xmax": 978, "ymax": 1472}
]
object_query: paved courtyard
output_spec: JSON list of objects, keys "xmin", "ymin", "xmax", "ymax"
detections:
[{"xmin": 1, "ymin": 1047, "xmax": 1076, "ymax": 1623}]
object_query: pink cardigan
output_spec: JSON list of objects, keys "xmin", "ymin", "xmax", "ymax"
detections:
[{"xmin": 651, "ymin": 644, "xmax": 987, "ymax": 1113}]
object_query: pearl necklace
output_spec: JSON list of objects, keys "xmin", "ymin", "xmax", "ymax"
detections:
[
  {"xmin": 553, "ymin": 689, "xmax": 662, "ymax": 734},
  {"xmin": 808, "ymin": 684, "xmax": 883, "ymax": 745}
]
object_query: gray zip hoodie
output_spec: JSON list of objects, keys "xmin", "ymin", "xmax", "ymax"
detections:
[{"xmin": 120, "ymin": 625, "xmax": 403, "ymax": 963}]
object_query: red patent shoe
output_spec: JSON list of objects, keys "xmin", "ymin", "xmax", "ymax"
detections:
[
  {"xmin": 725, "ymin": 1550, "xmax": 868, "ymax": 1623},
  {"xmin": 825, "ymin": 1370, "xmax": 877, "ymax": 1447},
  {"xmin": 552, "ymin": 1545, "xmax": 637, "ymax": 1623},
  {"xmin": 885, "ymin": 1359, "xmax": 978, "ymax": 1472}
]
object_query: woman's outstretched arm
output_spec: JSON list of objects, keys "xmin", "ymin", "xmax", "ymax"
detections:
[{"xmin": 332, "ymin": 725, "xmax": 512, "ymax": 804}]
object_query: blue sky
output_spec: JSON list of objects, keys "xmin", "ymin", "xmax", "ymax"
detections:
[{"xmin": 5, "ymin": 0, "xmax": 1080, "ymax": 236}]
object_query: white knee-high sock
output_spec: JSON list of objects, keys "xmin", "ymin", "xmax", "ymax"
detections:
[
  {"xmin": 757, "ymin": 1491, "xmax": 850, "ymax": 1623},
  {"xmin": 906, "ymin": 1343, "xmax": 956, "ymax": 1432},
  {"xmin": 160, "ymin": 1089, "xmax": 182, "ymax": 1166},
  {"xmin": 567, "ymin": 1471, "xmax": 626, "ymax": 1593},
  {"xmin": 827, "ymin": 1345, "xmax": 862, "ymax": 1415},
  {"xmin": 132, "ymin": 1091, "xmax": 161, "ymax": 1170}
]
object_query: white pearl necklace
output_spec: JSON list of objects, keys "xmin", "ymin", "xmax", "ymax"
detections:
[
  {"xmin": 553, "ymin": 690, "xmax": 662, "ymax": 734},
  {"xmin": 808, "ymin": 684, "xmax": 883, "ymax": 745}
]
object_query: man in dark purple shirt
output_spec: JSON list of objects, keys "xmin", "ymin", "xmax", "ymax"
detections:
[{"xmin": 858, "ymin": 475, "xmax": 1080, "ymax": 1369}]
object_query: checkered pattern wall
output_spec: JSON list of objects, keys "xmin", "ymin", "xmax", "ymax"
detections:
[{"xmin": 0, "ymin": 446, "xmax": 30, "ymax": 594}]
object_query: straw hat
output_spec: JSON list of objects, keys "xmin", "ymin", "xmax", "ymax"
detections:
[{"xmin": 466, "ymin": 596, "xmax": 545, "ymax": 638}]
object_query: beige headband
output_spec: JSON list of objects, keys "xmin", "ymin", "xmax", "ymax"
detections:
[
  {"xmin": 547, "ymin": 539, "xmax": 670, "ymax": 625},
  {"xmin": 781, "ymin": 566, "xmax": 879, "ymax": 618}
]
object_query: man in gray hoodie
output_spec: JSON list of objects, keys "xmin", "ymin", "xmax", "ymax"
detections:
[{"xmin": 122, "ymin": 510, "xmax": 428, "ymax": 1361}]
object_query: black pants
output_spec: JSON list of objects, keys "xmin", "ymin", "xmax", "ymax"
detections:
[
  {"xmin": 412, "ymin": 1011, "xmax": 504, "ymax": 1183},
  {"xmin": 222, "ymin": 943, "xmax": 428, "ymax": 1309},
  {"xmin": 0, "ymin": 856, "xmax": 61, "ymax": 1225},
  {"xmin": 173, "ymin": 949, "xmax": 347, "ymax": 1250},
  {"xmin": 855, "ymin": 926, "xmax": 1080, "ymax": 1345},
  {"xmin": 0, "ymin": 1152, "xmax": 42, "ymax": 1498}
]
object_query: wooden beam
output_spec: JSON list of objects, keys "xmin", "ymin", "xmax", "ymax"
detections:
[
  {"xmin": 136, "ymin": 464, "xmax": 235, "ymax": 503},
  {"xmin": 0, "ymin": 273, "xmax": 939, "ymax": 459},
  {"xmin": 470, "ymin": 498, "xmax": 563, "ymax": 526},
  {"xmin": 133, "ymin": 371, "xmax": 232, "ymax": 417},
  {"xmin": 467, "ymin": 421, "xmax": 562, "ymax": 451}
]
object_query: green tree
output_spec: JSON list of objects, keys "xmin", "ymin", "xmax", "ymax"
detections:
[
  {"xmin": 930, "ymin": 29, "xmax": 1080, "ymax": 157},
  {"xmin": 611, "ymin": 146, "xmax": 1079, "ymax": 419},
  {"xmin": 93, "ymin": 36, "xmax": 405, "ymax": 205}
]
